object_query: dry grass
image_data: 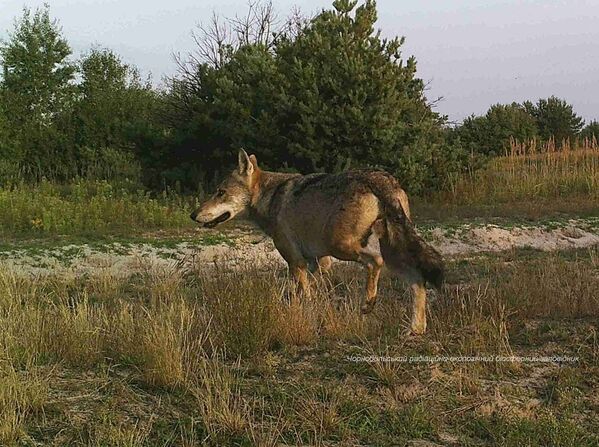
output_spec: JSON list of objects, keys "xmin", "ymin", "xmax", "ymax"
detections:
[
  {"xmin": 450, "ymin": 137, "xmax": 599, "ymax": 202},
  {"xmin": 416, "ymin": 137, "xmax": 599, "ymax": 221},
  {"xmin": 0, "ymin": 364, "xmax": 48, "ymax": 444},
  {"xmin": 0, "ymin": 247, "xmax": 597, "ymax": 445}
]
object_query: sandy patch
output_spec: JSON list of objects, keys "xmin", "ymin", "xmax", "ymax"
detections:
[{"xmin": 1, "ymin": 219, "xmax": 597, "ymax": 277}]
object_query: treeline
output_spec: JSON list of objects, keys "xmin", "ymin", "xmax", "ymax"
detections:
[
  {"xmin": 0, "ymin": 1, "xmax": 597, "ymax": 195},
  {"xmin": 452, "ymin": 99, "xmax": 598, "ymax": 156}
]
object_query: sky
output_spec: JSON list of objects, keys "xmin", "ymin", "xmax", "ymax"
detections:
[{"xmin": 1, "ymin": 0, "xmax": 598, "ymax": 123}]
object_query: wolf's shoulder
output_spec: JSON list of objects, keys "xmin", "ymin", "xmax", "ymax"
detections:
[{"xmin": 285, "ymin": 170, "xmax": 384, "ymax": 198}]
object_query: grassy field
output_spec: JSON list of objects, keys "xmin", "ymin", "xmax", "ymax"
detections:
[
  {"xmin": 0, "ymin": 247, "xmax": 597, "ymax": 445},
  {"xmin": 0, "ymin": 140, "xmax": 597, "ymax": 240},
  {"xmin": 416, "ymin": 138, "xmax": 599, "ymax": 222},
  {"xmin": 0, "ymin": 142, "xmax": 597, "ymax": 446},
  {"xmin": 0, "ymin": 180, "xmax": 193, "ymax": 239},
  {"xmin": 451, "ymin": 138, "xmax": 598, "ymax": 202}
]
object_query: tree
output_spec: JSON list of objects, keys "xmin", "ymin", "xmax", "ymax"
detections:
[
  {"xmin": 523, "ymin": 96, "xmax": 584, "ymax": 144},
  {"xmin": 580, "ymin": 120, "xmax": 599, "ymax": 142},
  {"xmin": 457, "ymin": 103, "xmax": 538, "ymax": 155},
  {"xmin": 0, "ymin": 5, "xmax": 75, "ymax": 125},
  {"xmin": 70, "ymin": 48, "xmax": 162, "ymax": 180},
  {"xmin": 75, "ymin": 49, "xmax": 157, "ymax": 149},
  {"xmin": 166, "ymin": 0, "xmax": 465, "ymax": 193},
  {"xmin": 0, "ymin": 4, "xmax": 76, "ymax": 178},
  {"xmin": 0, "ymin": 94, "xmax": 21, "ymax": 182},
  {"xmin": 274, "ymin": 0, "xmax": 438, "ymax": 174}
]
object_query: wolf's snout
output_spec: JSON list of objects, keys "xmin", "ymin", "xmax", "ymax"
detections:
[{"xmin": 190, "ymin": 210, "xmax": 198, "ymax": 221}]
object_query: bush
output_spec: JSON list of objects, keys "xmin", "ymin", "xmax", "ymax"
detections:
[
  {"xmin": 164, "ymin": 0, "xmax": 468, "ymax": 194},
  {"xmin": 456, "ymin": 103, "xmax": 538, "ymax": 156}
]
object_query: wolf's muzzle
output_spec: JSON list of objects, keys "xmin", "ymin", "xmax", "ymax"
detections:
[
  {"xmin": 203, "ymin": 212, "xmax": 231, "ymax": 228},
  {"xmin": 190, "ymin": 210, "xmax": 198, "ymax": 221}
]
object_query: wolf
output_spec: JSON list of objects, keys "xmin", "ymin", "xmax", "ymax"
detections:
[{"xmin": 190, "ymin": 150, "xmax": 444, "ymax": 334}]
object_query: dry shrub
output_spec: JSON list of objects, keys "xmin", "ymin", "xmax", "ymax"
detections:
[
  {"xmin": 293, "ymin": 386, "xmax": 344, "ymax": 442},
  {"xmin": 107, "ymin": 299, "xmax": 211, "ymax": 388},
  {"xmin": 199, "ymin": 264, "xmax": 282, "ymax": 357},
  {"xmin": 444, "ymin": 138, "xmax": 599, "ymax": 204},
  {"xmin": 0, "ymin": 272, "xmax": 104, "ymax": 368},
  {"xmin": 85, "ymin": 270, "xmax": 129, "ymax": 307},
  {"xmin": 494, "ymin": 248, "xmax": 599, "ymax": 319},
  {"xmin": 0, "ymin": 363, "xmax": 47, "ymax": 445},
  {"xmin": 274, "ymin": 294, "xmax": 320, "ymax": 346},
  {"xmin": 87, "ymin": 418, "xmax": 153, "ymax": 447},
  {"xmin": 431, "ymin": 283, "xmax": 513, "ymax": 356},
  {"xmin": 138, "ymin": 301, "xmax": 209, "ymax": 388},
  {"xmin": 274, "ymin": 266, "xmax": 377, "ymax": 345},
  {"xmin": 0, "ymin": 249, "xmax": 596, "ymax": 444},
  {"xmin": 142, "ymin": 263, "xmax": 187, "ymax": 306},
  {"xmin": 0, "ymin": 303, "xmax": 46, "ymax": 368},
  {"xmin": 363, "ymin": 338, "xmax": 415, "ymax": 388},
  {"xmin": 45, "ymin": 295, "xmax": 106, "ymax": 367},
  {"xmin": 321, "ymin": 298, "xmax": 366, "ymax": 340},
  {"xmin": 316, "ymin": 270, "xmax": 370, "ymax": 340},
  {"xmin": 187, "ymin": 357, "xmax": 249, "ymax": 440}
]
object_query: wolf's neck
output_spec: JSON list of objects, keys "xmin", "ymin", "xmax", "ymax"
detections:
[{"xmin": 249, "ymin": 170, "xmax": 300, "ymax": 235}]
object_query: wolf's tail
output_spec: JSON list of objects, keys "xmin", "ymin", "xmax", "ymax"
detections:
[
  {"xmin": 381, "ymin": 208, "xmax": 444, "ymax": 289},
  {"xmin": 361, "ymin": 172, "xmax": 444, "ymax": 289}
]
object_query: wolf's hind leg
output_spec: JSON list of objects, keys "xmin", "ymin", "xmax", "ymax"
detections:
[
  {"xmin": 317, "ymin": 256, "xmax": 333, "ymax": 274},
  {"xmin": 359, "ymin": 221, "xmax": 385, "ymax": 314},
  {"xmin": 360, "ymin": 257, "xmax": 383, "ymax": 314},
  {"xmin": 329, "ymin": 221, "xmax": 385, "ymax": 314},
  {"xmin": 386, "ymin": 267, "xmax": 428, "ymax": 335},
  {"xmin": 328, "ymin": 239, "xmax": 383, "ymax": 313}
]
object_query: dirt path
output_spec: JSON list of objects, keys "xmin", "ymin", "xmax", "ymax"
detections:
[{"xmin": 1, "ymin": 218, "xmax": 597, "ymax": 276}]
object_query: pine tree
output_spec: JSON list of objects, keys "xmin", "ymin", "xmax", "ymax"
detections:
[{"xmin": 523, "ymin": 96, "xmax": 584, "ymax": 144}]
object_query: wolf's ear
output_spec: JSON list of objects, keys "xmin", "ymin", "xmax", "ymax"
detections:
[
  {"xmin": 238, "ymin": 149, "xmax": 254, "ymax": 176},
  {"xmin": 249, "ymin": 154, "xmax": 259, "ymax": 170}
]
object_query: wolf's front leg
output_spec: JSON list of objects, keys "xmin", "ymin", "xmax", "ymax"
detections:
[
  {"xmin": 290, "ymin": 263, "xmax": 310, "ymax": 296},
  {"xmin": 410, "ymin": 282, "xmax": 427, "ymax": 334}
]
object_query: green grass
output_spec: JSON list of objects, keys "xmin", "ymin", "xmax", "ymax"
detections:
[
  {"xmin": 0, "ymin": 179, "xmax": 194, "ymax": 238},
  {"xmin": 0, "ymin": 247, "xmax": 597, "ymax": 445},
  {"xmin": 2, "ymin": 133, "xmax": 599, "ymax": 242}
]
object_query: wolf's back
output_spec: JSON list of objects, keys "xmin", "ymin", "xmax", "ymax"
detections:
[{"xmin": 357, "ymin": 171, "xmax": 444, "ymax": 289}]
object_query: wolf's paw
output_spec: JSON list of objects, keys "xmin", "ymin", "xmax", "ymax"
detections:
[
  {"xmin": 410, "ymin": 319, "xmax": 427, "ymax": 335},
  {"xmin": 361, "ymin": 302, "xmax": 375, "ymax": 314}
]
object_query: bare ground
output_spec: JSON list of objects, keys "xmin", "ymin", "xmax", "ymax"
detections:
[{"xmin": 1, "ymin": 217, "xmax": 597, "ymax": 277}]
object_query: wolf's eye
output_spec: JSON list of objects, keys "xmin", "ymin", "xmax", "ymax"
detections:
[{"xmin": 216, "ymin": 189, "xmax": 225, "ymax": 197}]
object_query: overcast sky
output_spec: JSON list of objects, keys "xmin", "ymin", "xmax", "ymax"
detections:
[{"xmin": 1, "ymin": 0, "xmax": 598, "ymax": 123}]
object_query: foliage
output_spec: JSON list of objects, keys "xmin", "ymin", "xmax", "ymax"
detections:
[
  {"xmin": 0, "ymin": 7, "xmax": 164, "ymax": 185},
  {"xmin": 457, "ymin": 96, "xmax": 588, "ymax": 155},
  {"xmin": 457, "ymin": 103, "xmax": 538, "ymax": 156},
  {"xmin": 164, "ymin": 0, "xmax": 469, "ymax": 193},
  {"xmin": 0, "ymin": 179, "xmax": 191, "ymax": 237},
  {"xmin": 436, "ymin": 138, "xmax": 599, "ymax": 205},
  {"xmin": 523, "ymin": 96, "xmax": 584, "ymax": 143},
  {"xmin": 581, "ymin": 120, "xmax": 599, "ymax": 141},
  {"xmin": 0, "ymin": 5, "xmax": 76, "ymax": 179},
  {"xmin": 0, "ymin": 2, "xmax": 597, "ymax": 196},
  {"xmin": 74, "ymin": 49, "xmax": 153, "ymax": 151},
  {"xmin": 71, "ymin": 48, "xmax": 166, "ymax": 182},
  {"xmin": 0, "ymin": 5, "xmax": 75, "ymax": 125}
]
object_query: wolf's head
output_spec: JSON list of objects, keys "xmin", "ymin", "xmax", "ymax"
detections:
[{"xmin": 190, "ymin": 149, "xmax": 259, "ymax": 228}]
